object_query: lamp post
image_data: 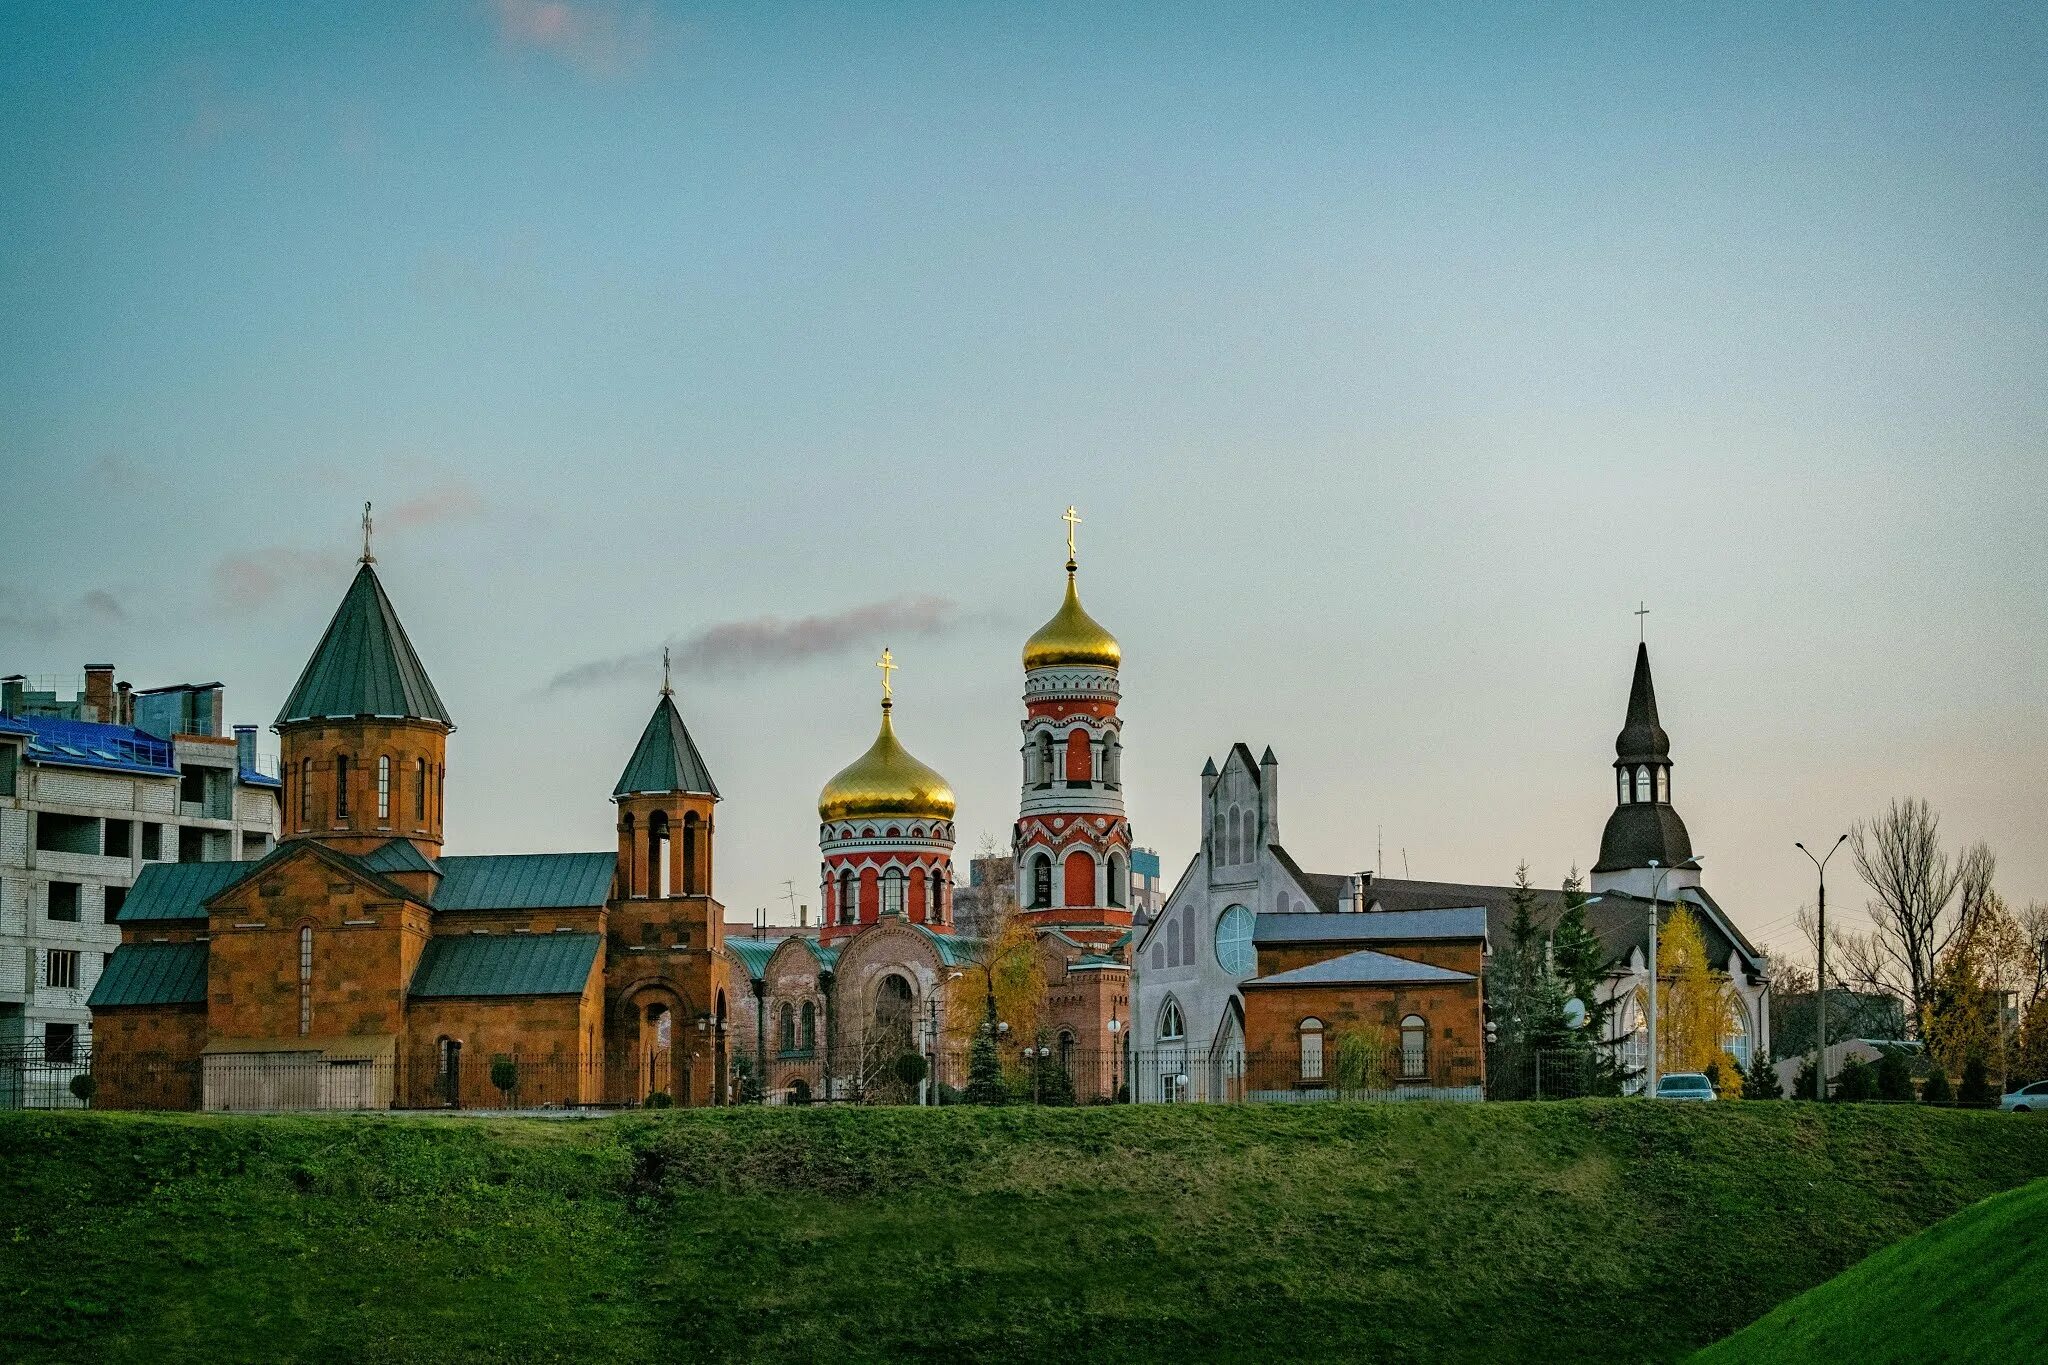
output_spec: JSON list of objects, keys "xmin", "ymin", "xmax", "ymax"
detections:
[
  {"xmin": 1643, "ymin": 855, "xmax": 1703, "ymax": 1096},
  {"xmin": 1108, "ymin": 1004, "xmax": 1124, "ymax": 1104},
  {"xmin": 1796, "ymin": 834, "xmax": 1848, "ymax": 1102}
]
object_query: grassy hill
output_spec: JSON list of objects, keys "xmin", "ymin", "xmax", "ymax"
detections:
[
  {"xmin": 1695, "ymin": 1174, "xmax": 2048, "ymax": 1363},
  {"xmin": 3, "ymin": 1101, "xmax": 2045, "ymax": 1364}
]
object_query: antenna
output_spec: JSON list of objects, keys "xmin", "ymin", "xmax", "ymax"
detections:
[
  {"xmin": 1402, "ymin": 848, "xmax": 1410, "ymax": 879},
  {"xmin": 1377, "ymin": 825, "xmax": 1383, "ymax": 874},
  {"xmin": 781, "ymin": 879, "xmax": 799, "ymax": 925}
]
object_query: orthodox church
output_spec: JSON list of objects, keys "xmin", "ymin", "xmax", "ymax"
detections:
[
  {"xmin": 88, "ymin": 538, "xmax": 736, "ymax": 1110},
  {"xmin": 724, "ymin": 514, "xmax": 1133, "ymax": 1103}
]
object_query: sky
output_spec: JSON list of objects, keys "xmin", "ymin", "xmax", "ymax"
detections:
[{"xmin": 3, "ymin": 2, "xmax": 2043, "ymax": 965}]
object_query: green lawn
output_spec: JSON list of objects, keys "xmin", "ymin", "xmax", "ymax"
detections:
[
  {"xmin": 1695, "ymin": 1174, "xmax": 2048, "ymax": 1363},
  {"xmin": 3, "ymin": 1101, "xmax": 2044, "ymax": 1363}
]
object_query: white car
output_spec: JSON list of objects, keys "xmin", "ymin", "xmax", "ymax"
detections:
[
  {"xmin": 2001, "ymin": 1080, "xmax": 2048, "ymax": 1113},
  {"xmin": 1653, "ymin": 1073, "xmax": 1717, "ymax": 1102}
]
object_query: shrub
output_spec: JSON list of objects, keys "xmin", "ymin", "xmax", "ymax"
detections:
[
  {"xmin": 1922, "ymin": 1068, "xmax": 1954, "ymax": 1105},
  {"xmin": 1834, "ymin": 1058, "xmax": 1877, "ymax": 1102},
  {"xmin": 1958, "ymin": 1057, "xmax": 1996, "ymax": 1108},
  {"xmin": 893, "ymin": 1052, "xmax": 929, "ymax": 1089},
  {"xmin": 1793, "ymin": 1058, "xmax": 1819, "ymax": 1100},
  {"xmin": 644, "ymin": 1091, "xmax": 674, "ymax": 1110},
  {"xmin": 68, "ymin": 1073, "xmax": 96, "ymax": 1105},
  {"xmin": 1876, "ymin": 1050, "xmax": 1915, "ymax": 1102},
  {"xmin": 490, "ymin": 1056, "xmax": 519, "ymax": 1103},
  {"xmin": 1741, "ymin": 1050, "xmax": 1780, "ymax": 1100}
]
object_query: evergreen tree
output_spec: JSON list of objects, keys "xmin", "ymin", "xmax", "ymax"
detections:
[
  {"xmin": 1875, "ymin": 1049, "xmax": 1914, "ymax": 1102},
  {"xmin": 964, "ymin": 999, "xmax": 1009, "ymax": 1105},
  {"xmin": 1834, "ymin": 1057, "xmax": 1877, "ymax": 1101},
  {"xmin": 1921, "ymin": 1066, "xmax": 1954, "ymax": 1105},
  {"xmin": 1741, "ymin": 1048, "xmax": 1781, "ymax": 1099},
  {"xmin": 1792, "ymin": 1056, "xmax": 1819, "ymax": 1100},
  {"xmin": 1958, "ymin": 1056, "xmax": 1996, "ymax": 1107}
]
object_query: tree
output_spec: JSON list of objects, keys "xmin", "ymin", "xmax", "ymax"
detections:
[
  {"xmin": 1845, "ymin": 798, "xmax": 1993, "ymax": 1034},
  {"xmin": 2013, "ymin": 998, "xmax": 2048, "ymax": 1087},
  {"xmin": 1875, "ymin": 1049, "xmax": 1914, "ymax": 1102},
  {"xmin": 1792, "ymin": 1057, "xmax": 1819, "ymax": 1100},
  {"xmin": 1332, "ymin": 1024, "xmax": 1393, "ymax": 1095},
  {"xmin": 1638, "ymin": 906, "xmax": 1739, "ymax": 1078},
  {"xmin": 1959, "ymin": 1056, "xmax": 1996, "ymax": 1107},
  {"xmin": 945, "ymin": 898, "xmax": 1044, "ymax": 1048},
  {"xmin": 1741, "ymin": 1048, "xmax": 1781, "ymax": 1099},
  {"xmin": 1924, "ymin": 925, "xmax": 2001, "ymax": 1084},
  {"xmin": 490, "ymin": 1055, "xmax": 518, "ymax": 1105},
  {"xmin": 1834, "ymin": 1057, "xmax": 1877, "ymax": 1102},
  {"xmin": 730, "ymin": 1053, "xmax": 763, "ymax": 1105},
  {"xmin": 963, "ymin": 997, "xmax": 1008, "ymax": 1106},
  {"xmin": 1921, "ymin": 1066, "xmax": 1953, "ymax": 1105}
]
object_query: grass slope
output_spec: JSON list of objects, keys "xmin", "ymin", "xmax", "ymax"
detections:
[
  {"xmin": 1695, "ymin": 1175, "xmax": 2048, "ymax": 1363},
  {"xmin": 2, "ymin": 1102, "xmax": 2045, "ymax": 1364}
]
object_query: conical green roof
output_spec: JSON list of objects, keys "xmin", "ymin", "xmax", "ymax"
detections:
[
  {"xmin": 613, "ymin": 692, "xmax": 719, "ymax": 799},
  {"xmin": 275, "ymin": 563, "xmax": 452, "ymax": 727}
]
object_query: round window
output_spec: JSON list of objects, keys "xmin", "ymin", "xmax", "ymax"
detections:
[{"xmin": 1214, "ymin": 904, "xmax": 1255, "ymax": 976}]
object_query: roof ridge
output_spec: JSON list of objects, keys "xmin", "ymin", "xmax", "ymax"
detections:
[{"xmin": 276, "ymin": 563, "xmax": 452, "ymax": 728}]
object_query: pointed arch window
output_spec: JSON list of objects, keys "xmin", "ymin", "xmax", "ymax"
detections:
[
  {"xmin": 1212, "ymin": 808, "xmax": 1225, "ymax": 860},
  {"xmin": 778, "ymin": 1003, "xmax": 796, "ymax": 1053},
  {"xmin": 1159, "ymin": 998, "xmax": 1185, "ymax": 1042},
  {"xmin": 1030, "ymin": 852, "xmax": 1052, "ymax": 909},
  {"xmin": 1618, "ymin": 770, "xmax": 1630, "ymax": 805},
  {"xmin": 1107, "ymin": 851, "xmax": 1126, "ymax": 908},
  {"xmin": 837, "ymin": 867, "xmax": 856, "ymax": 924},
  {"xmin": 1654, "ymin": 767, "xmax": 1668, "ymax": 803},
  {"xmin": 1635, "ymin": 765, "xmax": 1651, "ymax": 802},
  {"xmin": 800, "ymin": 1000, "xmax": 817, "ymax": 1051}
]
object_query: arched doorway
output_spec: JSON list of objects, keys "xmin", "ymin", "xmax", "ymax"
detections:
[
  {"xmin": 869, "ymin": 974, "xmax": 916, "ymax": 1100},
  {"xmin": 641, "ymin": 1001, "xmax": 673, "ymax": 1102}
]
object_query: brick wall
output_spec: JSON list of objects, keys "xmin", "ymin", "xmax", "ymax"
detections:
[
  {"xmin": 1241, "ymin": 977, "xmax": 1486, "ymax": 1091},
  {"xmin": 91, "ymin": 1006, "xmax": 206, "ymax": 1109},
  {"xmin": 1255, "ymin": 937, "xmax": 1485, "ymax": 979},
  {"xmin": 279, "ymin": 718, "xmax": 448, "ymax": 857}
]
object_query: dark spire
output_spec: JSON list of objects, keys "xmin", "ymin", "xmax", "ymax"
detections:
[
  {"xmin": 613, "ymin": 692, "xmax": 719, "ymax": 799},
  {"xmin": 1614, "ymin": 641, "xmax": 1670, "ymax": 763},
  {"xmin": 276, "ymin": 563, "xmax": 451, "ymax": 728}
]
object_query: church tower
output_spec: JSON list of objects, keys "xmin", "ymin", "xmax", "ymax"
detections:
[
  {"xmin": 1013, "ymin": 508, "xmax": 1132, "ymax": 937},
  {"xmin": 275, "ymin": 525, "xmax": 453, "ymax": 861},
  {"xmin": 612, "ymin": 664, "xmax": 720, "ymax": 902},
  {"xmin": 816, "ymin": 652, "xmax": 957, "ymax": 945},
  {"xmin": 1590, "ymin": 641, "xmax": 1698, "ymax": 899}
]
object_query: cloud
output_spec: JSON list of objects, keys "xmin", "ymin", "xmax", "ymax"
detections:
[
  {"xmin": 210, "ymin": 480, "xmax": 485, "ymax": 610},
  {"xmin": 544, "ymin": 596, "xmax": 965, "ymax": 693},
  {"xmin": 383, "ymin": 480, "xmax": 487, "ymax": 530},
  {"xmin": 487, "ymin": 0, "xmax": 656, "ymax": 78},
  {"xmin": 0, "ymin": 588, "xmax": 128, "ymax": 640}
]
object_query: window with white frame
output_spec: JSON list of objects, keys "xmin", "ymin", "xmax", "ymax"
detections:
[
  {"xmin": 1400, "ymin": 1015, "xmax": 1427, "ymax": 1079},
  {"xmin": 881, "ymin": 867, "xmax": 904, "ymax": 917},
  {"xmin": 1299, "ymin": 1018, "xmax": 1324, "ymax": 1081},
  {"xmin": 1159, "ymin": 998, "xmax": 1185, "ymax": 1042},
  {"xmin": 298, "ymin": 926, "xmax": 314, "ymax": 1036},
  {"xmin": 377, "ymin": 755, "xmax": 391, "ymax": 823}
]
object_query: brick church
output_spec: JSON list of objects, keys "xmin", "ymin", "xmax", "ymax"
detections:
[{"xmin": 89, "ymin": 545, "xmax": 734, "ymax": 1110}]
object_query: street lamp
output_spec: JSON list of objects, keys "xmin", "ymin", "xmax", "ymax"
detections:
[
  {"xmin": 1796, "ymin": 834, "xmax": 1849, "ymax": 1102},
  {"xmin": 1644, "ymin": 856, "xmax": 1702, "ymax": 1096},
  {"xmin": 1107, "ymin": 1006, "xmax": 1124, "ymax": 1104}
]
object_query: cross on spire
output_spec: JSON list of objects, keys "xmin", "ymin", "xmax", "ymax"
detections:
[
  {"xmin": 877, "ymin": 647, "xmax": 897, "ymax": 704},
  {"xmin": 1635, "ymin": 600, "xmax": 1650, "ymax": 642},
  {"xmin": 1062, "ymin": 505, "xmax": 1082, "ymax": 566},
  {"xmin": 359, "ymin": 501, "xmax": 376, "ymax": 565},
  {"xmin": 660, "ymin": 646, "xmax": 673, "ymax": 697}
]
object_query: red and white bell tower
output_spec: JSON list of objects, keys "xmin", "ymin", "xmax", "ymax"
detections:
[{"xmin": 1013, "ymin": 507, "xmax": 1132, "ymax": 941}]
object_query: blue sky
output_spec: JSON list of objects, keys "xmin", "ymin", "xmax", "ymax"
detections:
[{"xmin": 3, "ymin": 2, "xmax": 2043, "ymax": 958}]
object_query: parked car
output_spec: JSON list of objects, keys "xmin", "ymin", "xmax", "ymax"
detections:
[
  {"xmin": 1653, "ymin": 1073, "xmax": 1717, "ymax": 1102},
  {"xmin": 2001, "ymin": 1080, "xmax": 2048, "ymax": 1113}
]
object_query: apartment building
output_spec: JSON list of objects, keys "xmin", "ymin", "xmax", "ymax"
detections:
[{"xmin": 0, "ymin": 667, "xmax": 281, "ymax": 1071}]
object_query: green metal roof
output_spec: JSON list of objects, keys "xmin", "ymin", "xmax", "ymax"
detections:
[
  {"xmin": 431, "ymin": 853, "xmax": 616, "ymax": 912},
  {"xmin": 118, "ymin": 861, "xmax": 254, "ymax": 922},
  {"xmin": 276, "ymin": 563, "xmax": 452, "ymax": 727},
  {"xmin": 88, "ymin": 942, "xmax": 210, "ymax": 1008},
  {"xmin": 725, "ymin": 938, "xmax": 777, "ymax": 980},
  {"xmin": 363, "ymin": 838, "xmax": 439, "ymax": 876},
  {"xmin": 409, "ymin": 932, "xmax": 600, "ymax": 998},
  {"xmin": 612, "ymin": 693, "xmax": 719, "ymax": 798},
  {"xmin": 905, "ymin": 924, "xmax": 980, "ymax": 967}
]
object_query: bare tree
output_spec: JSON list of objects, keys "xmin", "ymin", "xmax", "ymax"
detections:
[{"xmin": 1847, "ymin": 797, "xmax": 1994, "ymax": 1033}]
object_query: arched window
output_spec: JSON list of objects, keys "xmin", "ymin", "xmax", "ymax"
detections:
[
  {"xmin": 1214, "ymin": 905, "xmax": 1255, "ymax": 975},
  {"xmin": 299, "ymin": 758, "xmax": 312, "ymax": 827},
  {"xmin": 1654, "ymin": 767, "xmax": 1668, "ymax": 803},
  {"xmin": 881, "ymin": 867, "xmax": 905, "ymax": 917},
  {"xmin": 1159, "ymin": 998, "xmax": 1185, "ymax": 1042},
  {"xmin": 838, "ymin": 868, "xmax": 856, "ymax": 924},
  {"xmin": 1066, "ymin": 728, "xmax": 1092, "ymax": 783},
  {"xmin": 1723, "ymin": 1006, "xmax": 1751, "ymax": 1068},
  {"xmin": 297, "ymin": 925, "xmax": 314, "ymax": 1036},
  {"xmin": 1057, "ymin": 1030, "xmax": 1075, "ymax": 1072},
  {"xmin": 800, "ymin": 1000, "xmax": 816, "ymax": 1051},
  {"xmin": 334, "ymin": 754, "xmax": 350, "ymax": 820},
  {"xmin": 1635, "ymin": 764, "xmax": 1651, "ymax": 803},
  {"xmin": 1104, "ymin": 737, "xmax": 1121, "ymax": 786},
  {"xmin": 416, "ymin": 757, "xmax": 427, "ymax": 821},
  {"xmin": 648, "ymin": 811, "xmax": 670, "ymax": 898},
  {"xmin": 682, "ymin": 811, "xmax": 701, "ymax": 894},
  {"xmin": 1299, "ymin": 1017, "xmax": 1324, "ymax": 1081},
  {"xmin": 1030, "ymin": 852, "xmax": 1052, "ymax": 909},
  {"xmin": 1225, "ymin": 808, "xmax": 1241, "ymax": 865},
  {"xmin": 930, "ymin": 867, "xmax": 945, "ymax": 923},
  {"xmin": 1107, "ymin": 852, "xmax": 1126, "ymax": 907},
  {"xmin": 1400, "ymin": 1015, "xmax": 1427, "ymax": 1079},
  {"xmin": 1166, "ymin": 918, "xmax": 1182, "ymax": 965},
  {"xmin": 620, "ymin": 815, "xmax": 636, "ymax": 897},
  {"xmin": 1037, "ymin": 732, "xmax": 1054, "ymax": 787},
  {"xmin": 376, "ymin": 755, "xmax": 391, "ymax": 823},
  {"xmin": 778, "ymin": 1003, "xmax": 796, "ymax": 1053},
  {"xmin": 1212, "ymin": 808, "xmax": 1225, "ymax": 858},
  {"xmin": 1242, "ymin": 805, "xmax": 1257, "ymax": 858},
  {"xmin": 1063, "ymin": 849, "xmax": 1094, "ymax": 908},
  {"xmin": 1618, "ymin": 769, "xmax": 1630, "ymax": 805}
]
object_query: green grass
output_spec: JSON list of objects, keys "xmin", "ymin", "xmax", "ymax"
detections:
[
  {"xmin": 3, "ymin": 1101, "xmax": 2045, "ymax": 1363},
  {"xmin": 1695, "ymin": 1174, "xmax": 2048, "ymax": 1363}
]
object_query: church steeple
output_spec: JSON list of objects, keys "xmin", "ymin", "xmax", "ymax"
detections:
[
  {"xmin": 614, "ymin": 678, "xmax": 719, "ymax": 901},
  {"xmin": 1592, "ymin": 641, "xmax": 1695, "ymax": 893}
]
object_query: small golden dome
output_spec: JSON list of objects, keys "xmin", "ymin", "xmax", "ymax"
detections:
[
  {"xmin": 818, "ymin": 703, "xmax": 957, "ymax": 822},
  {"xmin": 1023, "ymin": 567, "xmax": 1121, "ymax": 671}
]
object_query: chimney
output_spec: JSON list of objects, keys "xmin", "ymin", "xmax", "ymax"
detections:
[
  {"xmin": 234, "ymin": 725, "xmax": 257, "ymax": 775},
  {"xmin": 799, "ymin": 902, "xmax": 810, "ymax": 928},
  {"xmin": 1, "ymin": 676, "xmax": 22, "ymax": 716},
  {"xmin": 1352, "ymin": 873, "xmax": 1368, "ymax": 912},
  {"xmin": 116, "ymin": 681, "xmax": 133, "ymax": 725},
  {"xmin": 84, "ymin": 666, "xmax": 115, "ymax": 723}
]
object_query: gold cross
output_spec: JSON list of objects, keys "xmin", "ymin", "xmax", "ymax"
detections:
[
  {"xmin": 877, "ymin": 647, "xmax": 897, "ymax": 701},
  {"xmin": 1062, "ymin": 505, "xmax": 1082, "ymax": 560},
  {"xmin": 360, "ymin": 501, "xmax": 375, "ymax": 565}
]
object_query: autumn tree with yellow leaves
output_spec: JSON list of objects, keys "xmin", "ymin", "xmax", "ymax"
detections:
[{"xmin": 1637, "ymin": 905, "xmax": 1742, "ymax": 1087}]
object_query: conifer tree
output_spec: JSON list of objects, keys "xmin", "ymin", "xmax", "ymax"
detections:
[
  {"xmin": 1921, "ymin": 1065, "xmax": 1954, "ymax": 1105},
  {"xmin": 1875, "ymin": 1048, "xmax": 1914, "ymax": 1102},
  {"xmin": 1958, "ymin": 1056, "xmax": 1996, "ymax": 1107},
  {"xmin": 1741, "ymin": 1048, "xmax": 1781, "ymax": 1099}
]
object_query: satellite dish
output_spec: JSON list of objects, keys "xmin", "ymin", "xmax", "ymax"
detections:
[{"xmin": 1563, "ymin": 997, "xmax": 1588, "ymax": 1030}]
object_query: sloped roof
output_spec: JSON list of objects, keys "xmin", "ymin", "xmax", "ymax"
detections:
[
  {"xmin": 431, "ymin": 853, "xmax": 615, "ymax": 912},
  {"xmin": 276, "ymin": 563, "xmax": 451, "ymax": 727},
  {"xmin": 88, "ymin": 941, "xmax": 210, "ymax": 1007},
  {"xmin": 725, "ymin": 938, "xmax": 778, "ymax": 981},
  {"xmin": 1594, "ymin": 802, "xmax": 1695, "ymax": 874},
  {"xmin": 1246, "ymin": 948, "xmax": 1476, "ymax": 988},
  {"xmin": 1615, "ymin": 642, "xmax": 1671, "ymax": 763},
  {"xmin": 1269, "ymin": 845, "xmax": 1356, "ymax": 914},
  {"xmin": 409, "ymin": 932, "xmax": 600, "ymax": 998},
  {"xmin": 1254, "ymin": 907, "xmax": 1488, "ymax": 945},
  {"xmin": 613, "ymin": 693, "xmax": 719, "ymax": 798},
  {"xmin": 362, "ymin": 838, "xmax": 439, "ymax": 876},
  {"xmin": 8, "ymin": 714, "xmax": 176, "ymax": 778},
  {"xmin": 118, "ymin": 861, "xmax": 257, "ymax": 922}
]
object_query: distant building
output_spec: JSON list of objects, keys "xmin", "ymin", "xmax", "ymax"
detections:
[
  {"xmin": 1, "ymin": 668, "xmax": 281, "ymax": 1083},
  {"xmin": 1128, "ymin": 847, "xmax": 1162, "ymax": 920}
]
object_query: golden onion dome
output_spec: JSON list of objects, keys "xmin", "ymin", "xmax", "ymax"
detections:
[
  {"xmin": 1022, "ymin": 566, "xmax": 1121, "ymax": 670},
  {"xmin": 818, "ymin": 702, "xmax": 957, "ymax": 823}
]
